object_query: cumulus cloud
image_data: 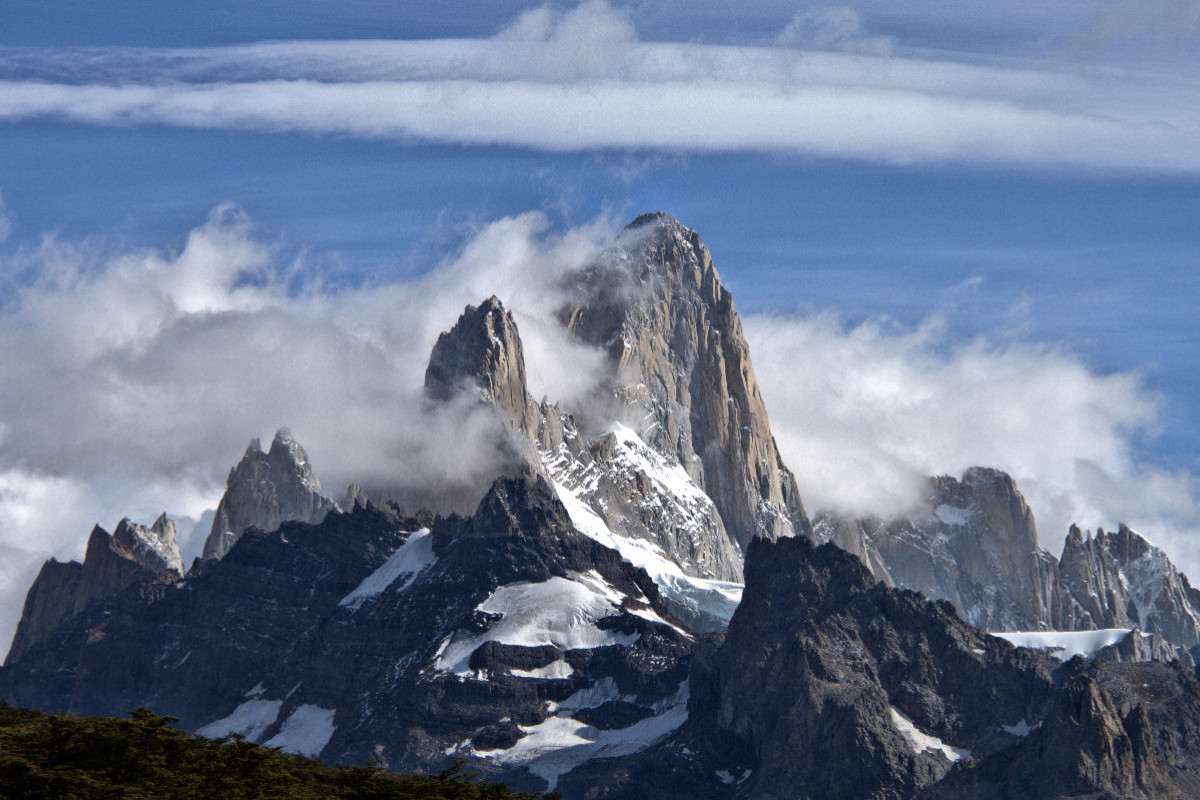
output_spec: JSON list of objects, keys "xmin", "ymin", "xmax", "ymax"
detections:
[
  {"xmin": 0, "ymin": 206, "xmax": 612, "ymax": 655},
  {"xmin": 0, "ymin": 2, "xmax": 1199, "ymax": 170},
  {"xmin": 744, "ymin": 311, "xmax": 1200, "ymax": 571}
]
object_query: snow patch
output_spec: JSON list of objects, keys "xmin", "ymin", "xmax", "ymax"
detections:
[
  {"xmin": 196, "ymin": 699, "xmax": 282, "ymax": 742},
  {"xmin": 264, "ymin": 704, "xmax": 337, "ymax": 757},
  {"xmin": 477, "ymin": 680, "xmax": 689, "ymax": 789},
  {"xmin": 934, "ymin": 504, "xmax": 972, "ymax": 526},
  {"xmin": 716, "ymin": 768, "xmax": 751, "ymax": 785},
  {"xmin": 890, "ymin": 707, "xmax": 971, "ymax": 762},
  {"xmin": 340, "ymin": 528, "xmax": 434, "ymax": 609},
  {"xmin": 434, "ymin": 571, "xmax": 639, "ymax": 677},
  {"xmin": 510, "ymin": 660, "xmax": 575, "ymax": 680},
  {"xmin": 991, "ymin": 628, "xmax": 1133, "ymax": 661},
  {"xmin": 553, "ymin": 677, "xmax": 634, "ymax": 714},
  {"xmin": 1002, "ymin": 719, "xmax": 1035, "ymax": 737},
  {"xmin": 550, "ymin": 478, "xmax": 742, "ymax": 626}
]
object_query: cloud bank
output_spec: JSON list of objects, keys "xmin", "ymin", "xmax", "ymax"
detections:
[{"xmin": 1, "ymin": 1, "xmax": 1199, "ymax": 171}]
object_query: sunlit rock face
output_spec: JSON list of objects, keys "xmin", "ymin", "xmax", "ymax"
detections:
[{"xmin": 202, "ymin": 428, "xmax": 337, "ymax": 562}]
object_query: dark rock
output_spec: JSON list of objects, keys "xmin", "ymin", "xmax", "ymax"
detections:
[
  {"xmin": 573, "ymin": 701, "xmax": 653, "ymax": 730},
  {"xmin": 1, "ymin": 472, "xmax": 693, "ymax": 793}
]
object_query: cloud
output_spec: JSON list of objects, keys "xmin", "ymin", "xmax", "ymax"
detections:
[
  {"xmin": 744, "ymin": 310, "xmax": 1200, "ymax": 572},
  {"xmin": 776, "ymin": 7, "xmax": 894, "ymax": 55},
  {"xmin": 1, "ymin": 3, "xmax": 1199, "ymax": 171},
  {"xmin": 0, "ymin": 206, "xmax": 613, "ymax": 656},
  {"xmin": 495, "ymin": 0, "xmax": 639, "ymax": 44}
]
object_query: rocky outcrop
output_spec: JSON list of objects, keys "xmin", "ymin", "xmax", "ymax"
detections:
[
  {"xmin": 923, "ymin": 660, "xmax": 1200, "ymax": 800},
  {"xmin": 113, "ymin": 514, "xmax": 183, "ymax": 575},
  {"xmin": 1059, "ymin": 523, "xmax": 1200, "ymax": 648},
  {"xmin": 201, "ymin": 429, "xmax": 337, "ymax": 561},
  {"xmin": 699, "ymin": 533, "xmax": 1200, "ymax": 800},
  {"xmin": 1092, "ymin": 629, "xmax": 1195, "ymax": 665},
  {"xmin": 560, "ymin": 212, "xmax": 810, "ymax": 554},
  {"xmin": 716, "ymin": 534, "xmax": 1058, "ymax": 800},
  {"xmin": 5, "ymin": 516, "xmax": 182, "ymax": 664}
]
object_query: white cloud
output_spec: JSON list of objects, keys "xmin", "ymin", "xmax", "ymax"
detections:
[
  {"xmin": 496, "ymin": 0, "xmax": 639, "ymax": 44},
  {"xmin": 744, "ymin": 311, "xmax": 1200, "ymax": 572},
  {"xmin": 0, "ymin": 3, "xmax": 1199, "ymax": 171},
  {"xmin": 777, "ymin": 7, "xmax": 894, "ymax": 55}
]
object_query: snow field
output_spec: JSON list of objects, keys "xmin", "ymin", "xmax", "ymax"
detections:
[{"xmin": 339, "ymin": 528, "xmax": 435, "ymax": 609}]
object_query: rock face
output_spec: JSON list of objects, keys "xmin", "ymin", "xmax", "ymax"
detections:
[
  {"xmin": 5, "ymin": 516, "xmax": 182, "ymax": 664},
  {"xmin": 716, "ymin": 535, "xmax": 1057, "ymax": 800},
  {"xmin": 704, "ymin": 536, "xmax": 1200, "ymax": 800},
  {"xmin": 201, "ymin": 429, "xmax": 337, "ymax": 561},
  {"xmin": 1059, "ymin": 523, "xmax": 1200, "ymax": 648},
  {"xmin": 424, "ymin": 296, "xmax": 540, "ymax": 436},
  {"xmin": 560, "ymin": 213, "xmax": 810, "ymax": 555}
]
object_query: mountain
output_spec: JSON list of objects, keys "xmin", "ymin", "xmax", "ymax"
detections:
[
  {"xmin": 1, "ymin": 471, "xmax": 693, "ymax": 792},
  {"xmin": 5, "ymin": 514, "xmax": 182, "ymax": 663},
  {"xmin": 559, "ymin": 213, "xmax": 810, "ymax": 554},
  {"xmin": 816, "ymin": 469, "xmax": 1200, "ymax": 659},
  {"xmin": 5, "ymin": 212, "xmax": 1200, "ymax": 799},
  {"xmin": 1059, "ymin": 523, "xmax": 1200, "ymax": 648},
  {"xmin": 710, "ymin": 536, "xmax": 1200, "ymax": 800},
  {"xmin": 814, "ymin": 468, "xmax": 1076, "ymax": 632},
  {"xmin": 201, "ymin": 428, "xmax": 338, "ymax": 561}
]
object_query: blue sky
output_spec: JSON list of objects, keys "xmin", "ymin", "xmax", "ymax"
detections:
[{"xmin": 1, "ymin": 1, "xmax": 1199, "ymax": 650}]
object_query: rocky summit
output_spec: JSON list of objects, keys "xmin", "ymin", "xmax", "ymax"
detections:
[
  {"xmin": 201, "ymin": 428, "xmax": 338, "ymax": 562},
  {"xmin": 5, "ymin": 213, "xmax": 1200, "ymax": 799}
]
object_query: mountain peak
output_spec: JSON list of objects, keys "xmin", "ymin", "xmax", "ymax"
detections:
[
  {"xmin": 113, "ymin": 515, "xmax": 183, "ymax": 575},
  {"xmin": 201, "ymin": 430, "xmax": 336, "ymax": 561},
  {"xmin": 1059, "ymin": 521, "xmax": 1200, "ymax": 647},
  {"xmin": 424, "ymin": 296, "xmax": 536, "ymax": 435},
  {"xmin": 623, "ymin": 210, "xmax": 681, "ymax": 231},
  {"xmin": 560, "ymin": 214, "xmax": 810, "ymax": 553}
]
